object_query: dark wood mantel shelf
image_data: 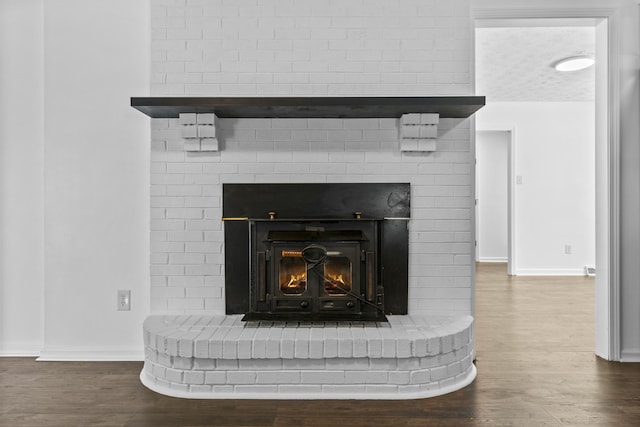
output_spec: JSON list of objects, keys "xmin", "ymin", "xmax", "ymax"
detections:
[{"xmin": 130, "ymin": 96, "xmax": 485, "ymax": 119}]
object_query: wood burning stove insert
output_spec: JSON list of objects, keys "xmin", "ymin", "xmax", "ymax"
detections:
[
  {"xmin": 223, "ymin": 183, "xmax": 410, "ymax": 322},
  {"xmin": 252, "ymin": 221, "xmax": 379, "ymax": 321}
]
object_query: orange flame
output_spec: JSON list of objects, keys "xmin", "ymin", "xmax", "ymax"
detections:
[
  {"xmin": 286, "ymin": 273, "xmax": 306, "ymax": 287},
  {"xmin": 329, "ymin": 274, "xmax": 345, "ymax": 285}
]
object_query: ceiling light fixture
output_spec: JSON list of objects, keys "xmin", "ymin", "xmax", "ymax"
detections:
[{"xmin": 553, "ymin": 55, "xmax": 595, "ymax": 72}]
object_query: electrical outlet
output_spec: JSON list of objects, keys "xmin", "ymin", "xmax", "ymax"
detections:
[
  {"xmin": 564, "ymin": 245, "xmax": 572, "ymax": 255},
  {"xmin": 117, "ymin": 290, "xmax": 131, "ymax": 311}
]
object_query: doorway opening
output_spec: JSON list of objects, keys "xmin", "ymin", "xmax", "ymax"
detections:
[
  {"xmin": 475, "ymin": 129, "xmax": 515, "ymax": 275},
  {"xmin": 473, "ymin": 14, "xmax": 613, "ymax": 359}
]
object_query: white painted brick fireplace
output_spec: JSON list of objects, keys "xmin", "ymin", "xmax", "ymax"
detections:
[
  {"xmin": 143, "ymin": 0, "xmax": 477, "ymax": 398},
  {"xmin": 150, "ymin": 116, "xmax": 473, "ymax": 314}
]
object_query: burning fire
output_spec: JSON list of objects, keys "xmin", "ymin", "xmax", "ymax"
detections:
[
  {"xmin": 325, "ymin": 273, "xmax": 350, "ymax": 294},
  {"xmin": 287, "ymin": 273, "xmax": 306, "ymax": 287},
  {"xmin": 281, "ymin": 273, "xmax": 306, "ymax": 294},
  {"xmin": 330, "ymin": 274, "xmax": 345, "ymax": 285}
]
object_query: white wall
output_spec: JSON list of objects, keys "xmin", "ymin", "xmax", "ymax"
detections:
[
  {"xmin": 476, "ymin": 130, "xmax": 509, "ymax": 262},
  {"xmin": 38, "ymin": 0, "xmax": 150, "ymax": 360},
  {"xmin": 476, "ymin": 102, "xmax": 596, "ymax": 275},
  {"xmin": 0, "ymin": 0, "xmax": 45, "ymax": 355},
  {"xmin": 0, "ymin": 0, "xmax": 150, "ymax": 359}
]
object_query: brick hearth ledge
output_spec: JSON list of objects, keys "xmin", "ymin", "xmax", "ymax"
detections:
[{"xmin": 141, "ymin": 314, "xmax": 476, "ymax": 399}]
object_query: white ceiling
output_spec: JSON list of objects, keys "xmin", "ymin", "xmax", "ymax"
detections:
[{"xmin": 475, "ymin": 25, "xmax": 596, "ymax": 102}]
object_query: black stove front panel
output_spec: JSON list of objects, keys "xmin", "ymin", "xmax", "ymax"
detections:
[{"xmin": 222, "ymin": 183, "xmax": 409, "ymax": 321}]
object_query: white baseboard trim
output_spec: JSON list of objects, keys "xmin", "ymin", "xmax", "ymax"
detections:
[
  {"xmin": 0, "ymin": 342, "xmax": 42, "ymax": 357},
  {"xmin": 514, "ymin": 268, "xmax": 587, "ymax": 276},
  {"xmin": 621, "ymin": 349, "xmax": 640, "ymax": 362},
  {"xmin": 37, "ymin": 346, "xmax": 144, "ymax": 361},
  {"xmin": 478, "ymin": 257, "xmax": 508, "ymax": 263}
]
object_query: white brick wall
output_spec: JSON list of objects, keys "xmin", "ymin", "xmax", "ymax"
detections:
[
  {"xmin": 149, "ymin": 0, "xmax": 474, "ymax": 316},
  {"xmin": 151, "ymin": 0, "xmax": 470, "ymax": 96}
]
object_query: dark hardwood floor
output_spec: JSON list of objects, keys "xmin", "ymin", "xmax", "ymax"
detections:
[{"xmin": 2, "ymin": 263, "xmax": 640, "ymax": 426}]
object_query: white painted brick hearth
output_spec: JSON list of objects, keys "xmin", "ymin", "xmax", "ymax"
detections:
[{"xmin": 142, "ymin": 314, "xmax": 475, "ymax": 399}]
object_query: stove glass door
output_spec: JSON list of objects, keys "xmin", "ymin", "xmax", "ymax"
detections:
[
  {"xmin": 279, "ymin": 256, "xmax": 307, "ymax": 295},
  {"xmin": 323, "ymin": 256, "xmax": 352, "ymax": 295}
]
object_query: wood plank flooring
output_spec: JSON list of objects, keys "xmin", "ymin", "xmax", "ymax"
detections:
[{"xmin": 2, "ymin": 263, "xmax": 640, "ymax": 426}]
